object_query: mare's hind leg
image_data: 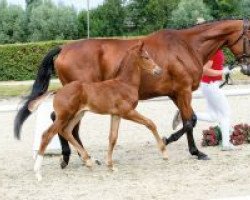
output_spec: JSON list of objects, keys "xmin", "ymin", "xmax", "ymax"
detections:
[
  {"xmin": 51, "ymin": 112, "xmax": 83, "ymax": 169},
  {"xmin": 107, "ymin": 115, "xmax": 121, "ymax": 170},
  {"xmin": 34, "ymin": 123, "xmax": 59, "ymax": 181},
  {"xmin": 51, "ymin": 112, "xmax": 71, "ymax": 168},
  {"xmin": 123, "ymin": 110, "xmax": 168, "ymax": 160}
]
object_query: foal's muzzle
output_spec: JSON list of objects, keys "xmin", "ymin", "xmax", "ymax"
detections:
[{"xmin": 153, "ymin": 66, "xmax": 163, "ymax": 76}]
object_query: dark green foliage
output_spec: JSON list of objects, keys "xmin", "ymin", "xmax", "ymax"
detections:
[
  {"xmin": 223, "ymin": 48, "xmax": 235, "ymax": 65},
  {"xmin": 126, "ymin": 0, "xmax": 179, "ymax": 35},
  {"xmin": 27, "ymin": 0, "xmax": 78, "ymax": 41},
  {"xmin": 0, "ymin": 41, "xmax": 65, "ymax": 80},
  {"xmin": 90, "ymin": 0, "xmax": 126, "ymax": 37},
  {"xmin": 77, "ymin": 10, "xmax": 88, "ymax": 38},
  {"xmin": 169, "ymin": 0, "xmax": 213, "ymax": 28},
  {"xmin": 0, "ymin": 0, "xmax": 26, "ymax": 44}
]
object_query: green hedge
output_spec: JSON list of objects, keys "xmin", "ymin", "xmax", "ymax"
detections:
[
  {"xmin": 0, "ymin": 39, "xmax": 235, "ymax": 81},
  {"xmin": 0, "ymin": 41, "xmax": 66, "ymax": 81},
  {"xmin": 223, "ymin": 48, "xmax": 235, "ymax": 65}
]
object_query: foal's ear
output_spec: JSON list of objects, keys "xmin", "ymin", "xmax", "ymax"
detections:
[
  {"xmin": 137, "ymin": 41, "xmax": 144, "ymax": 52},
  {"xmin": 130, "ymin": 41, "xmax": 144, "ymax": 52}
]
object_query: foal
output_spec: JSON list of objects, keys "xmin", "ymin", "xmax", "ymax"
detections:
[{"xmin": 34, "ymin": 42, "xmax": 167, "ymax": 180}]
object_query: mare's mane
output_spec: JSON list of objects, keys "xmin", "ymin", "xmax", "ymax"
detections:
[{"xmin": 170, "ymin": 17, "xmax": 244, "ymax": 30}]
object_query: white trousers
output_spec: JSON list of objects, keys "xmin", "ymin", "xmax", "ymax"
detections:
[{"xmin": 196, "ymin": 81, "xmax": 231, "ymax": 147}]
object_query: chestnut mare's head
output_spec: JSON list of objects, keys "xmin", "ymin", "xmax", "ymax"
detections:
[{"xmin": 228, "ymin": 19, "xmax": 250, "ymax": 75}]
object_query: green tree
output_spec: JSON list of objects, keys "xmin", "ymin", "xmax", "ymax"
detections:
[
  {"xmin": 0, "ymin": 0, "xmax": 26, "ymax": 44},
  {"xmin": 170, "ymin": 0, "xmax": 213, "ymax": 28},
  {"xmin": 126, "ymin": 0, "xmax": 180, "ymax": 35},
  {"xmin": 77, "ymin": 10, "xmax": 88, "ymax": 38},
  {"xmin": 203, "ymin": 0, "xmax": 241, "ymax": 19},
  {"xmin": 28, "ymin": 0, "xmax": 78, "ymax": 41},
  {"xmin": 239, "ymin": 0, "xmax": 250, "ymax": 18},
  {"xmin": 90, "ymin": 0, "xmax": 126, "ymax": 37},
  {"xmin": 25, "ymin": 0, "xmax": 43, "ymax": 11}
]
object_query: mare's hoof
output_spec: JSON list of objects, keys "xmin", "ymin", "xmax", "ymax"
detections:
[
  {"xmin": 60, "ymin": 157, "xmax": 69, "ymax": 169},
  {"xmin": 197, "ymin": 153, "xmax": 210, "ymax": 161},
  {"xmin": 162, "ymin": 137, "xmax": 170, "ymax": 145}
]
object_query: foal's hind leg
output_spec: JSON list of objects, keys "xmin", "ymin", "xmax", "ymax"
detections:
[
  {"xmin": 107, "ymin": 115, "xmax": 121, "ymax": 170},
  {"xmin": 34, "ymin": 123, "xmax": 58, "ymax": 181},
  {"xmin": 123, "ymin": 110, "xmax": 168, "ymax": 160}
]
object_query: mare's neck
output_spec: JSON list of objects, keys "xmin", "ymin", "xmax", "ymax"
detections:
[
  {"xmin": 115, "ymin": 54, "xmax": 141, "ymax": 88},
  {"xmin": 183, "ymin": 20, "xmax": 242, "ymax": 64}
]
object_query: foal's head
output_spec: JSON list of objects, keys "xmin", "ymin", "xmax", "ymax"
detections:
[{"xmin": 128, "ymin": 41, "xmax": 162, "ymax": 76}]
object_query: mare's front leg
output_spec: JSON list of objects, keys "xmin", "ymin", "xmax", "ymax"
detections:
[
  {"xmin": 123, "ymin": 110, "xmax": 168, "ymax": 160},
  {"xmin": 107, "ymin": 115, "xmax": 121, "ymax": 171},
  {"xmin": 163, "ymin": 91, "xmax": 209, "ymax": 160}
]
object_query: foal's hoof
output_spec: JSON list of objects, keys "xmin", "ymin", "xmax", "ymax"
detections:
[
  {"xmin": 35, "ymin": 172, "xmax": 42, "ymax": 182},
  {"xmin": 108, "ymin": 165, "xmax": 118, "ymax": 172},
  {"xmin": 161, "ymin": 149, "xmax": 168, "ymax": 160},
  {"xmin": 60, "ymin": 157, "xmax": 69, "ymax": 169},
  {"xmin": 162, "ymin": 137, "xmax": 170, "ymax": 145},
  {"xmin": 197, "ymin": 153, "xmax": 210, "ymax": 161},
  {"xmin": 85, "ymin": 159, "xmax": 93, "ymax": 169}
]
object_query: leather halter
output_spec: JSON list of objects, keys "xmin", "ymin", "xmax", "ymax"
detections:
[{"xmin": 229, "ymin": 19, "xmax": 250, "ymax": 63}]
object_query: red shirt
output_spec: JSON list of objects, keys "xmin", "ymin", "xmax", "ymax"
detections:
[{"xmin": 201, "ymin": 50, "xmax": 224, "ymax": 83}]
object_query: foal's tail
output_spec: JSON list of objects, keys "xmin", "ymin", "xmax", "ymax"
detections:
[{"xmin": 14, "ymin": 46, "xmax": 62, "ymax": 140}]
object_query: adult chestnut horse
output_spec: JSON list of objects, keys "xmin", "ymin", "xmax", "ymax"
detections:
[{"xmin": 15, "ymin": 19, "xmax": 250, "ymax": 167}]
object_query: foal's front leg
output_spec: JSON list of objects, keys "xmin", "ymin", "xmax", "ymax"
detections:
[
  {"xmin": 107, "ymin": 115, "xmax": 121, "ymax": 171},
  {"xmin": 123, "ymin": 110, "xmax": 168, "ymax": 160}
]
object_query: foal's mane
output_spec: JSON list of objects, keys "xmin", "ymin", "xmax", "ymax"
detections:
[
  {"xmin": 113, "ymin": 46, "xmax": 141, "ymax": 78},
  {"xmin": 172, "ymin": 17, "xmax": 244, "ymax": 30}
]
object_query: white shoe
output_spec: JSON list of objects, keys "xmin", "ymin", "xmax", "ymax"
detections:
[
  {"xmin": 172, "ymin": 110, "xmax": 182, "ymax": 130},
  {"xmin": 221, "ymin": 144, "xmax": 240, "ymax": 151}
]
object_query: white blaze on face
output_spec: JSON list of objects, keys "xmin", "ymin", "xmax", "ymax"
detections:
[{"xmin": 242, "ymin": 64, "xmax": 248, "ymax": 71}]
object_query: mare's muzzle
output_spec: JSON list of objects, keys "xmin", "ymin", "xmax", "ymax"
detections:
[{"xmin": 240, "ymin": 64, "xmax": 250, "ymax": 76}]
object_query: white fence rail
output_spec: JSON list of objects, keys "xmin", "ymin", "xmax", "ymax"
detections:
[{"xmin": 1, "ymin": 88, "xmax": 250, "ymax": 112}]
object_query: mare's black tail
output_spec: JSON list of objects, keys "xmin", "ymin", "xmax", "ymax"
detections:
[{"xmin": 14, "ymin": 46, "xmax": 62, "ymax": 139}]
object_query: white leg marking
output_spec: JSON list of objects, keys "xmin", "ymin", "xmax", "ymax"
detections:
[
  {"xmin": 34, "ymin": 155, "xmax": 43, "ymax": 181},
  {"xmin": 33, "ymin": 151, "xmax": 38, "ymax": 160}
]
